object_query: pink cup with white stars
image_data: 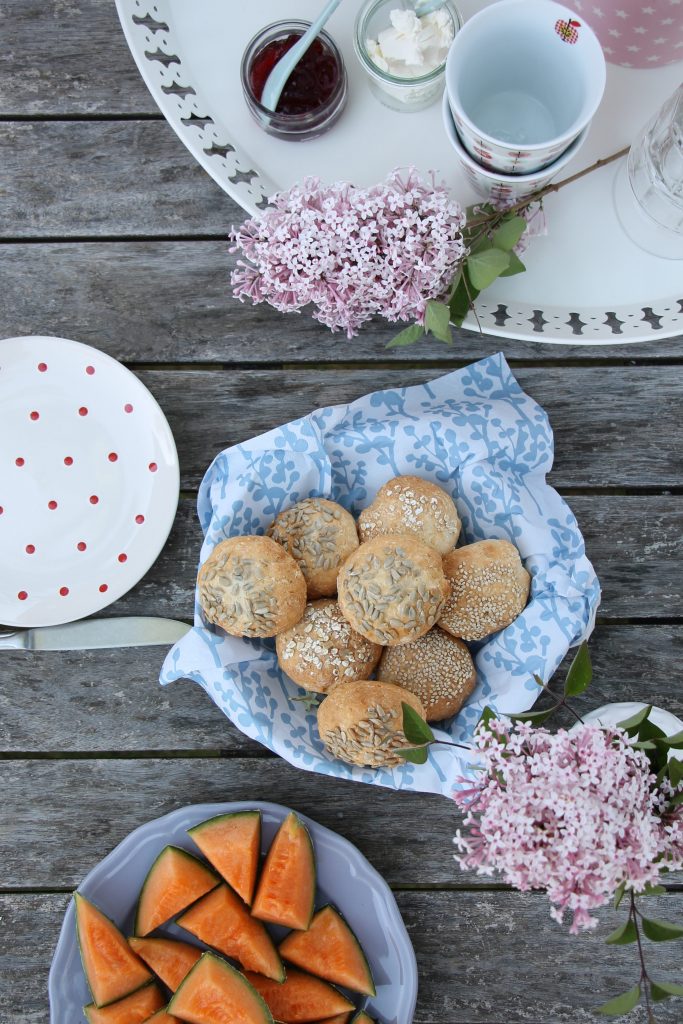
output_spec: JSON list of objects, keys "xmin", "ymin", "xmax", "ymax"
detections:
[{"xmin": 572, "ymin": 0, "xmax": 683, "ymax": 66}]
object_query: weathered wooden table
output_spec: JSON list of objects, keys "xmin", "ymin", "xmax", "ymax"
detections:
[{"xmin": 1, "ymin": 3, "xmax": 682, "ymax": 1021}]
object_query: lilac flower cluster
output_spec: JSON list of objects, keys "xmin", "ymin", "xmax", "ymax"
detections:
[
  {"xmin": 454, "ymin": 721, "xmax": 683, "ymax": 934},
  {"xmin": 231, "ymin": 170, "xmax": 466, "ymax": 338}
]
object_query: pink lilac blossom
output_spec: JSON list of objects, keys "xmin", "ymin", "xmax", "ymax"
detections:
[
  {"xmin": 230, "ymin": 169, "xmax": 466, "ymax": 338},
  {"xmin": 453, "ymin": 721, "xmax": 683, "ymax": 934}
]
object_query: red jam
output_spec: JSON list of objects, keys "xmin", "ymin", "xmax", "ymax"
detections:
[{"xmin": 249, "ymin": 33, "xmax": 341, "ymax": 115}]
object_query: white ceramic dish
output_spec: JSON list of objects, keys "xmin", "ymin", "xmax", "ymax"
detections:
[
  {"xmin": 0, "ymin": 336, "xmax": 179, "ymax": 627},
  {"xmin": 115, "ymin": 0, "xmax": 683, "ymax": 344},
  {"xmin": 48, "ymin": 801, "xmax": 418, "ymax": 1024}
]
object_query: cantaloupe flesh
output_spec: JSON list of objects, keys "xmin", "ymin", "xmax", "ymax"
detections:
[
  {"xmin": 75, "ymin": 893, "xmax": 152, "ymax": 1007},
  {"xmin": 169, "ymin": 952, "xmax": 273, "ymax": 1024},
  {"xmin": 350, "ymin": 1014, "xmax": 375, "ymax": 1024},
  {"xmin": 188, "ymin": 811, "xmax": 261, "ymax": 906},
  {"xmin": 128, "ymin": 936, "xmax": 202, "ymax": 991},
  {"xmin": 279, "ymin": 906, "xmax": 375, "ymax": 996},
  {"xmin": 177, "ymin": 884, "xmax": 283, "ymax": 981},
  {"xmin": 252, "ymin": 813, "xmax": 315, "ymax": 931},
  {"xmin": 84, "ymin": 983, "xmax": 164, "ymax": 1023},
  {"xmin": 141, "ymin": 1010, "xmax": 180, "ymax": 1024},
  {"xmin": 245, "ymin": 968, "xmax": 354, "ymax": 1024},
  {"xmin": 135, "ymin": 847, "xmax": 218, "ymax": 936},
  {"xmin": 308, "ymin": 1015, "xmax": 353, "ymax": 1024}
]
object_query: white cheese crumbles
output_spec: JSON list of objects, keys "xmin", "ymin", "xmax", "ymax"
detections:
[{"xmin": 367, "ymin": 8, "xmax": 454, "ymax": 79}]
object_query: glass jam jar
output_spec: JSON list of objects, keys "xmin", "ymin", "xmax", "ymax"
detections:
[
  {"xmin": 241, "ymin": 20, "xmax": 348, "ymax": 141},
  {"xmin": 354, "ymin": 0, "xmax": 461, "ymax": 113}
]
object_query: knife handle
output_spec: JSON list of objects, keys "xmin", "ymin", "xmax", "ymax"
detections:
[{"xmin": 0, "ymin": 631, "xmax": 24, "ymax": 650}]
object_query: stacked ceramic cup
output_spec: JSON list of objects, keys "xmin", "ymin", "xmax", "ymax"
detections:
[{"xmin": 442, "ymin": 0, "xmax": 606, "ymax": 202}]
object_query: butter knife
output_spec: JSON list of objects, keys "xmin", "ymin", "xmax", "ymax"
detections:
[{"xmin": 0, "ymin": 616, "xmax": 191, "ymax": 651}]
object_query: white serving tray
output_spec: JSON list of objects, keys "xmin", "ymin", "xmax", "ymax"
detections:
[{"xmin": 116, "ymin": 0, "xmax": 683, "ymax": 344}]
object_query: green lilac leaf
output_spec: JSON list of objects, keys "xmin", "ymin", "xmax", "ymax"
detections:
[
  {"xmin": 668, "ymin": 757, "xmax": 683, "ymax": 787},
  {"xmin": 659, "ymin": 729, "xmax": 683, "ymax": 749},
  {"xmin": 499, "ymin": 251, "xmax": 526, "ymax": 277},
  {"xmin": 670, "ymin": 791, "xmax": 683, "ymax": 808},
  {"xmin": 491, "ymin": 215, "xmax": 527, "ymax": 251},
  {"xmin": 478, "ymin": 706, "xmax": 498, "ymax": 730},
  {"xmin": 605, "ymin": 919, "xmax": 638, "ymax": 945},
  {"xmin": 564, "ymin": 641, "xmax": 592, "ymax": 697},
  {"xmin": 449, "ymin": 274, "xmax": 476, "ymax": 328},
  {"xmin": 650, "ymin": 981, "xmax": 683, "ymax": 1002},
  {"xmin": 632, "ymin": 740, "xmax": 657, "ymax": 751},
  {"xmin": 424, "ymin": 300, "xmax": 453, "ymax": 344},
  {"xmin": 402, "ymin": 702, "xmax": 435, "ymax": 746},
  {"xmin": 613, "ymin": 881, "xmax": 626, "ymax": 910},
  {"xmin": 617, "ymin": 705, "xmax": 653, "ymax": 733},
  {"xmin": 396, "ymin": 745, "xmax": 429, "ymax": 765},
  {"xmin": 641, "ymin": 917, "xmax": 683, "ymax": 941},
  {"xmin": 533, "ymin": 673, "xmax": 545, "ymax": 688},
  {"xmin": 386, "ymin": 323, "xmax": 425, "ymax": 349},
  {"xmin": 596, "ymin": 985, "xmax": 641, "ymax": 1016},
  {"xmin": 467, "ymin": 247, "xmax": 511, "ymax": 291},
  {"xmin": 637, "ymin": 719, "xmax": 667, "ymax": 742},
  {"xmin": 509, "ymin": 705, "xmax": 560, "ymax": 725},
  {"xmin": 641, "ymin": 884, "xmax": 666, "ymax": 897}
]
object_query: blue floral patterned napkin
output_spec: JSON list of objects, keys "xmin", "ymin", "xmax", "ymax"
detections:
[{"xmin": 161, "ymin": 354, "xmax": 600, "ymax": 796}]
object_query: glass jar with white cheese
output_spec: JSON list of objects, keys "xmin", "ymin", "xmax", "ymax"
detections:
[{"xmin": 354, "ymin": 0, "xmax": 461, "ymax": 112}]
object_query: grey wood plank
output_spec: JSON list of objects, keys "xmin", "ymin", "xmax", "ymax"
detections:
[
  {"xmin": 1, "ymin": 626, "xmax": 682, "ymax": 755},
  {"xmin": 2, "ymin": 242, "xmax": 681, "ymax": 362},
  {"xmin": 124, "ymin": 367, "xmax": 683, "ymax": 490},
  {"xmin": 4, "ymin": 891, "xmax": 683, "ymax": 1022},
  {"xmin": 0, "ymin": 0, "xmax": 156, "ymax": 115}
]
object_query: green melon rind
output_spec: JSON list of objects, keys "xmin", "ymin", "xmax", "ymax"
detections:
[
  {"xmin": 134, "ymin": 846, "xmax": 219, "ymax": 937},
  {"xmin": 82, "ymin": 981, "xmax": 162, "ymax": 1023},
  {"xmin": 279, "ymin": 904, "xmax": 376, "ymax": 997},
  {"xmin": 74, "ymin": 892, "xmax": 151, "ymax": 1008},
  {"xmin": 350, "ymin": 1013, "xmax": 376, "ymax": 1024},
  {"xmin": 167, "ymin": 951, "xmax": 274, "ymax": 1024},
  {"xmin": 253, "ymin": 812, "xmax": 316, "ymax": 930},
  {"xmin": 187, "ymin": 810, "xmax": 262, "ymax": 904}
]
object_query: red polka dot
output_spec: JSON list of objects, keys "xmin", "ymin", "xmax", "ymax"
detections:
[
  {"xmin": 59, "ymin": 586, "xmax": 69, "ymax": 597},
  {"xmin": 135, "ymin": 514, "xmax": 145, "ymax": 524},
  {"xmin": 118, "ymin": 553, "xmax": 127, "ymax": 563},
  {"xmin": 48, "ymin": 500, "xmax": 58, "ymax": 510},
  {"xmin": 77, "ymin": 541, "xmax": 87, "ymax": 552},
  {"xmin": 89, "ymin": 495, "xmax": 99, "ymax": 504},
  {"xmin": 25, "ymin": 544, "xmax": 35, "ymax": 554},
  {"xmin": 15, "ymin": 457, "xmax": 25, "ymax": 467},
  {"xmin": 0, "ymin": 506, "xmax": 3, "ymax": 515},
  {"xmin": 99, "ymin": 583, "xmax": 108, "ymax": 593},
  {"xmin": 64, "ymin": 456, "xmax": 73, "ymax": 466},
  {"xmin": 124, "ymin": 403, "xmax": 134, "ymax": 413},
  {"xmin": 86, "ymin": 365, "xmax": 95, "ymax": 375},
  {"xmin": 78, "ymin": 406, "xmax": 88, "ymax": 417},
  {"xmin": 30, "ymin": 411, "xmax": 39, "ymax": 421},
  {"xmin": 18, "ymin": 590, "xmax": 28, "ymax": 601},
  {"xmin": 38, "ymin": 362, "xmax": 47, "ymax": 372},
  {"xmin": 149, "ymin": 462, "xmax": 158, "ymax": 473},
  {"xmin": 108, "ymin": 452, "xmax": 118, "ymax": 462}
]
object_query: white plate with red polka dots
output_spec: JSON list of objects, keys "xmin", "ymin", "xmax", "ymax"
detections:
[{"xmin": 0, "ymin": 336, "xmax": 180, "ymax": 628}]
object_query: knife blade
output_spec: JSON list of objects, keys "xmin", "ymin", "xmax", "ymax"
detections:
[{"xmin": 0, "ymin": 616, "xmax": 191, "ymax": 652}]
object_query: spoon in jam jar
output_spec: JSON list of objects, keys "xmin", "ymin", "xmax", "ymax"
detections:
[{"xmin": 260, "ymin": 0, "xmax": 343, "ymax": 112}]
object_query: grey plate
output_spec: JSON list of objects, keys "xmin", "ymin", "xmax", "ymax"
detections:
[{"xmin": 48, "ymin": 801, "xmax": 418, "ymax": 1024}]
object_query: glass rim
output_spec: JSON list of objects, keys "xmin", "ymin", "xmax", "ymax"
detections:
[{"xmin": 354, "ymin": 0, "xmax": 462, "ymax": 87}]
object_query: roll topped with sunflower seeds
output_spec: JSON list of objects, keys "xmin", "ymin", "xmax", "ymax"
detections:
[
  {"xmin": 317, "ymin": 680, "xmax": 425, "ymax": 768},
  {"xmin": 276, "ymin": 599, "xmax": 382, "ymax": 693},
  {"xmin": 268, "ymin": 497, "xmax": 359, "ymax": 599},
  {"xmin": 337, "ymin": 534, "xmax": 449, "ymax": 646},
  {"xmin": 439, "ymin": 539, "xmax": 531, "ymax": 641},
  {"xmin": 198, "ymin": 535, "xmax": 306, "ymax": 638},
  {"xmin": 358, "ymin": 475, "xmax": 461, "ymax": 555},
  {"xmin": 378, "ymin": 626, "xmax": 476, "ymax": 722}
]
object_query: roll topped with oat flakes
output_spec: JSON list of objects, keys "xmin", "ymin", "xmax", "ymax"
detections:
[
  {"xmin": 268, "ymin": 497, "xmax": 359, "ymax": 599},
  {"xmin": 317, "ymin": 679, "xmax": 425, "ymax": 768},
  {"xmin": 358, "ymin": 475, "xmax": 461, "ymax": 555},
  {"xmin": 337, "ymin": 534, "xmax": 449, "ymax": 646},
  {"xmin": 439, "ymin": 539, "xmax": 531, "ymax": 641},
  {"xmin": 276, "ymin": 599, "xmax": 382, "ymax": 693},
  {"xmin": 197, "ymin": 535, "xmax": 306, "ymax": 638}
]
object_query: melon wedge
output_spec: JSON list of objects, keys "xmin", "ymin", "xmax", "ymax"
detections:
[
  {"xmin": 252, "ymin": 813, "xmax": 315, "ymax": 931},
  {"xmin": 244, "ymin": 968, "xmax": 354, "ymax": 1023},
  {"xmin": 135, "ymin": 846, "xmax": 219, "ymax": 936},
  {"xmin": 84, "ymin": 983, "xmax": 164, "ymax": 1023},
  {"xmin": 350, "ymin": 1014, "xmax": 375, "ymax": 1024},
  {"xmin": 74, "ymin": 893, "xmax": 152, "ymax": 1007},
  {"xmin": 177, "ymin": 883, "xmax": 284, "ymax": 982},
  {"xmin": 168, "ymin": 951, "xmax": 274, "ymax": 1024},
  {"xmin": 188, "ymin": 811, "xmax": 261, "ymax": 906},
  {"xmin": 142, "ymin": 1011, "xmax": 180, "ymax": 1024},
  {"xmin": 128, "ymin": 936, "xmax": 203, "ymax": 991},
  {"xmin": 310, "ymin": 1016, "xmax": 353, "ymax": 1024},
  {"xmin": 279, "ymin": 906, "xmax": 375, "ymax": 997}
]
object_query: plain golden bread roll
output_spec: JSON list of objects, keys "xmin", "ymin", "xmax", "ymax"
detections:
[
  {"xmin": 378, "ymin": 626, "xmax": 476, "ymax": 722},
  {"xmin": 337, "ymin": 535, "xmax": 449, "ymax": 646},
  {"xmin": 197, "ymin": 535, "xmax": 306, "ymax": 638},
  {"xmin": 358, "ymin": 475, "xmax": 461, "ymax": 554},
  {"xmin": 267, "ymin": 497, "xmax": 359, "ymax": 599},
  {"xmin": 276, "ymin": 599, "xmax": 382, "ymax": 693},
  {"xmin": 317, "ymin": 680, "xmax": 425, "ymax": 767},
  {"xmin": 439, "ymin": 539, "xmax": 530, "ymax": 641}
]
